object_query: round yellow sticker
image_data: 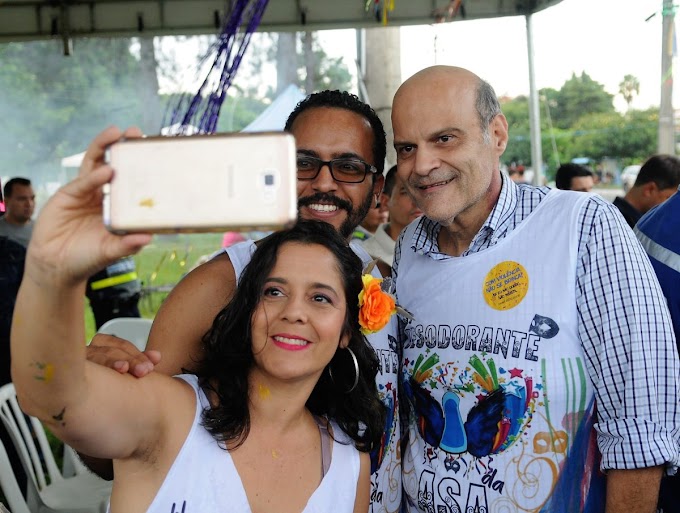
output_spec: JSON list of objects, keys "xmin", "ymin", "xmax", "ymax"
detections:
[{"xmin": 483, "ymin": 261, "xmax": 529, "ymax": 310}]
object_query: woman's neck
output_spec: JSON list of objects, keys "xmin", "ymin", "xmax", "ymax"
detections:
[{"xmin": 246, "ymin": 371, "xmax": 319, "ymax": 434}]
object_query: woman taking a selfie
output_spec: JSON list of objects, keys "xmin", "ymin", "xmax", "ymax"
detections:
[{"xmin": 10, "ymin": 133, "xmax": 386, "ymax": 512}]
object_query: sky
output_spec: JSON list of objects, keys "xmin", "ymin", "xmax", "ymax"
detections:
[{"xmin": 318, "ymin": 0, "xmax": 669, "ymax": 112}]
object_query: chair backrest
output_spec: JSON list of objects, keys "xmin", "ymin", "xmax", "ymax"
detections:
[
  {"xmin": 97, "ymin": 317, "xmax": 153, "ymax": 351},
  {"xmin": 0, "ymin": 434, "xmax": 31, "ymax": 513},
  {"xmin": 0, "ymin": 384, "xmax": 114, "ymax": 513},
  {"xmin": 0, "ymin": 383, "xmax": 63, "ymax": 496}
]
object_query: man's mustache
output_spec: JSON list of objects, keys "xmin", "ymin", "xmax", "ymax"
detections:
[{"xmin": 298, "ymin": 193, "xmax": 352, "ymax": 213}]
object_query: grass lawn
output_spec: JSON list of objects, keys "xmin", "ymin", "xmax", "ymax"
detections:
[{"xmin": 84, "ymin": 232, "xmax": 223, "ymax": 341}]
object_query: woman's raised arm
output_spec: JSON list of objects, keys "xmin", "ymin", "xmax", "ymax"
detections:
[{"xmin": 9, "ymin": 126, "xmax": 173, "ymax": 460}]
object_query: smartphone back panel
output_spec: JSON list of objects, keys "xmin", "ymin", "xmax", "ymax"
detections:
[{"xmin": 103, "ymin": 132, "xmax": 297, "ymax": 233}]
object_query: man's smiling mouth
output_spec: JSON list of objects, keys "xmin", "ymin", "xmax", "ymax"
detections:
[
  {"xmin": 308, "ymin": 204, "xmax": 339, "ymax": 212},
  {"xmin": 418, "ymin": 178, "xmax": 453, "ymax": 190}
]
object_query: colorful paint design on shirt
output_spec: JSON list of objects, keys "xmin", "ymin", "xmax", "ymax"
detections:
[
  {"xmin": 369, "ymin": 331, "xmax": 402, "ymax": 513},
  {"xmin": 402, "ymin": 350, "xmax": 604, "ymax": 513}
]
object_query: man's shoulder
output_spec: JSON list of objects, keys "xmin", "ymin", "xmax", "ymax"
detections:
[
  {"xmin": 612, "ymin": 195, "xmax": 627, "ymax": 209},
  {"xmin": 360, "ymin": 227, "xmax": 391, "ymax": 251},
  {"xmin": 541, "ymin": 189, "xmax": 618, "ymax": 218},
  {"xmin": 0, "ymin": 219, "xmax": 31, "ymax": 246},
  {"xmin": 350, "ymin": 240, "xmax": 372, "ymax": 267},
  {"xmin": 350, "ymin": 226, "xmax": 371, "ymax": 242},
  {"xmin": 203, "ymin": 250, "xmax": 235, "ymax": 269},
  {"xmin": 183, "ymin": 251, "xmax": 236, "ymax": 286},
  {"xmin": 612, "ymin": 195, "xmax": 636, "ymax": 215},
  {"xmin": 636, "ymin": 194, "xmax": 680, "ymax": 253},
  {"xmin": 359, "ymin": 230, "xmax": 394, "ymax": 270},
  {"xmin": 358, "ymin": 235, "xmax": 378, "ymax": 253}
]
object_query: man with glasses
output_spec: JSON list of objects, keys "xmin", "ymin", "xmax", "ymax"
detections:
[{"xmin": 84, "ymin": 90, "xmax": 403, "ymax": 513}]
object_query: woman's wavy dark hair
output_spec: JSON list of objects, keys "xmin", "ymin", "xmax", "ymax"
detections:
[{"xmin": 195, "ymin": 220, "xmax": 385, "ymax": 452}]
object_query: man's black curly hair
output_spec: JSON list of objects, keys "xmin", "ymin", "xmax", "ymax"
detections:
[{"xmin": 284, "ymin": 90, "xmax": 387, "ymax": 175}]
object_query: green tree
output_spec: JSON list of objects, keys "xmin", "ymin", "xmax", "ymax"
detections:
[
  {"xmin": 498, "ymin": 81, "xmax": 655, "ymax": 178},
  {"xmin": 308, "ymin": 42, "xmax": 352, "ymax": 92},
  {"xmin": 568, "ymin": 108, "xmax": 657, "ymax": 162},
  {"xmin": 619, "ymin": 74, "xmax": 641, "ymax": 111},
  {"xmin": 551, "ymin": 72, "xmax": 615, "ymax": 129},
  {"xmin": 0, "ymin": 39, "xmax": 151, "ymax": 187},
  {"xmin": 501, "ymin": 91, "xmax": 564, "ymax": 173},
  {"xmin": 500, "ymin": 95, "xmax": 531, "ymax": 166},
  {"xmin": 270, "ymin": 32, "xmax": 353, "ymax": 96}
]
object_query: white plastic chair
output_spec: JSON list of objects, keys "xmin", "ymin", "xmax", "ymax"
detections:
[
  {"xmin": 0, "ymin": 434, "xmax": 30, "ymax": 513},
  {"xmin": 97, "ymin": 317, "xmax": 153, "ymax": 351},
  {"xmin": 0, "ymin": 383, "xmax": 112, "ymax": 513}
]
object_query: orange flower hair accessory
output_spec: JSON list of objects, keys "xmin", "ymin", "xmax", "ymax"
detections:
[
  {"xmin": 358, "ymin": 274, "xmax": 397, "ymax": 335},
  {"xmin": 357, "ymin": 260, "xmax": 412, "ymax": 335}
]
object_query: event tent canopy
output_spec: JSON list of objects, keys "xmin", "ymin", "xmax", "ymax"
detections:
[
  {"xmin": 0, "ymin": 0, "xmax": 563, "ymax": 42},
  {"xmin": 10, "ymin": 0, "xmax": 566, "ymax": 184}
]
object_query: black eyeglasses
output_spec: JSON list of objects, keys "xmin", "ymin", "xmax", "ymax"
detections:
[{"xmin": 296, "ymin": 155, "xmax": 378, "ymax": 183}]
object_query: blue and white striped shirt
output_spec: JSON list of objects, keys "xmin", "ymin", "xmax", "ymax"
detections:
[{"xmin": 393, "ymin": 172, "xmax": 680, "ymax": 472}]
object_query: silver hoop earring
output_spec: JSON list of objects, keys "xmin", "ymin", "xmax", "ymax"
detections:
[{"xmin": 328, "ymin": 347, "xmax": 359, "ymax": 393}]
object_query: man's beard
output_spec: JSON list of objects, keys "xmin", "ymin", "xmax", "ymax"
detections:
[{"xmin": 297, "ymin": 190, "xmax": 373, "ymax": 240}]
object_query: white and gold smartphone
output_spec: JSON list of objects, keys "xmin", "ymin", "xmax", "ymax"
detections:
[{"xmin": 103, "ymin": 132, "xmax": 297, "ymax": 234}]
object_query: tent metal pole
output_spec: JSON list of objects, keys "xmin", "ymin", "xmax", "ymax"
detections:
[
  {"xmin": 356, "ymin": 28, "xmax": 370, "ymax": 104},
  {"xmin": 658, "ymin": 0, "xmax": 675, "ymax": 154},
  {"xmin": 525, "ymin": 13, "xmax": 544, "ymax": 186}
]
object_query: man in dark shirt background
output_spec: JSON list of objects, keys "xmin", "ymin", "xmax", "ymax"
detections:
[
  {"xmin": 0, "ymin": 180, "xmax": 28, "ymax": 493},
  {"xmin": 613, "ymin": 154, "xmax": 680, "ymax": 227}
]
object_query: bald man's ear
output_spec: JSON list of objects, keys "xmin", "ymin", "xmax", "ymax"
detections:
[{"xmin": 491, "ymin": 114, "xmax": 509, "ymax": 154}]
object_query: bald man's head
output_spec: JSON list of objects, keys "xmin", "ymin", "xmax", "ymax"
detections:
[
  {"xmin": 394, "ymin": 66, "xmax": 502, "ymax": 143},
  {"xmin": 391, "ymin": 65, "xmax": 508, "ymax": 227}
]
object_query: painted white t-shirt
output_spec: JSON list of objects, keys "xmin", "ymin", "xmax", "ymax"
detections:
[{"xmin": 397, "ymin": 190, "xmax": 603, "ymax": 513}]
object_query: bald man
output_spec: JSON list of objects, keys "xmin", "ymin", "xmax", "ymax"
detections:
[{"xmin": 391, "ymin": 66, "xmax": 679, "ymax": 513}]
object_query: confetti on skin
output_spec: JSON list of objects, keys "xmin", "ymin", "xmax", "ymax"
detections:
[
  {"xmin": 272, "ymin": 450, "xmax": 280, "ymax": 459},
  {"xmin": 32, "ymin": 362, "xmax": 55, "ymax": 383},
  {"xmin": 258, "ymin": 384, "xmax": 271, "ymax": 400}
]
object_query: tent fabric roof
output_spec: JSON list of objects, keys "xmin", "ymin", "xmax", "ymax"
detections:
[
  {"xmin": 0, "ymin": 0, "xmax": 564, "ymax": 43},
  {"xmin": 242, "ymin": 84, "xmax": 306, "ymax": 132},
  {"xmin": 60, "ymin": 151, "xmax": 86, "ymax": 169}
]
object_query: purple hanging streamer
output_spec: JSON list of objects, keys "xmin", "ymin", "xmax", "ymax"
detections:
[{"xmin": 163, "ymin": 0, "xmax": 270, "ymax": 135}]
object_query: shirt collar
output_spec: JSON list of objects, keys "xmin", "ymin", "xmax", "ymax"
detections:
[{"xmin": 475, "ymin": 171, "xmax": 519, "ymax": 246}]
